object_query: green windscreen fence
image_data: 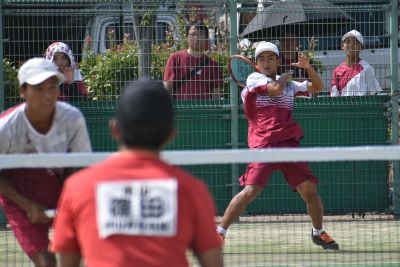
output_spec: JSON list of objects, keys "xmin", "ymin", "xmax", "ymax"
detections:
[
  {"xmin": 63, "ymin": 96, "xmax": 390, "ymax": 215},
  {"xmin": 0, "ymin": 0, "xmax": 396, "ymax": 221}
]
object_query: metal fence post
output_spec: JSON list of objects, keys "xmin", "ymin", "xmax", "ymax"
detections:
[
  {"xmin": 0, "ymin": 1, "xmax": 4, "ymax": 112},
  {"xmin": 229, "ymin": 0, "xmax": 239, "ymax": 198},
  {"xmin": 390, "ymin": 0, "xmax": 399, "ymax": 216}
]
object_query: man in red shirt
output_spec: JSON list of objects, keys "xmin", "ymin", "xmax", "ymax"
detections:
[
  {"xmin": 163, "ymin": 21, "xmax": 223, "ymax": 100},
  {"xmin": 51, "ymin": 79, "xmax": 223, "ymax": 267}
]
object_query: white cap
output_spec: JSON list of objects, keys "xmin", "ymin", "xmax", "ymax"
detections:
[
  {"xmin": 255, "ymin": 41, "xmax": 279, "ymax": 59},
  {"xmin": 342, "ymin": 30, "xmax": 364, "ymax": 45},
  {"xmin": 18, "ymin": 58, "xmax": 66, "ymax": 86}
]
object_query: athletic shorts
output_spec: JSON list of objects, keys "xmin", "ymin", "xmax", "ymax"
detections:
[
  {"xmin": 4, "ymin": 206, "xmax": 51, "ymax": 257},
  {"xmin": 0, "ymin": 168, "xmax": 62, "ymax": 257},
  {"xmin": 239, "ymin": 138, "xmax": 318, "ymax": 189}
]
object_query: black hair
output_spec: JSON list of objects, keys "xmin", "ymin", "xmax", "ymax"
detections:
[
  {"xmin": 116, "ymin": 79, "xmax": 174, "ymax": 150},
  {"xmin": 186, "ymin": 20, "xmax": 208, "ymax": 37}
]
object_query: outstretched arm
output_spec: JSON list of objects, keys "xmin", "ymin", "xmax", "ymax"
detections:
[{"xmin": 291, "ymin": 52, "xmax": 324, "ymax": 93}]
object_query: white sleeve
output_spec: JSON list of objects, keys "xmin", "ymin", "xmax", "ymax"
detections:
[
  {"xmin": 246, "ymin": 72, "xmax": 273, "ymax": 92},
  {"xmin": 363, "ymin": 65, "xmax": 382, "ymax": 94},
  {"xmin": 68, "ymin": 114, "xmax": 92, "ymax": 152},
  {"xmin": 292, "ymin": 80, "xmax": 309, "ymax": 93}
]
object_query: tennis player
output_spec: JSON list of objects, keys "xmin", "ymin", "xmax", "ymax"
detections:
[
  {"xmin": 51, "ymin": 79, "xmax": 223, "ymax": 267},
  {"xmin": 0, "ymin": 58, "xmax": 92, "ymax": 266},
  {"xmin": 217, "ymin": 42, "xmax": 339, "ymax": 250}
]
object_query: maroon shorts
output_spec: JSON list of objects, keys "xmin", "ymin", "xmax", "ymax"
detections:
[
  {"xmin": 0, "ymin": 168, "xmax": 62, "ymax": 257},
  {"xmin": 239, "ymin": 139, "xmax": 318, "ymax": 189},
  {"xmin": 5, "ymin": 206, "xmax": 51, "ymax": 257}
]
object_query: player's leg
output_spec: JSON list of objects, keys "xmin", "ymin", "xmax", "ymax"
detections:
[
  {"xmin": 296, "ymin": 180, "xmax": 338, "ymax": 250},
  {"xmin": 6, "ymin": 207, "xmax": 56, "ymax": 266},
  {"xmin": 283, "ymin": 162, "xmax": 339, "ymax": 250},
  {"xmin": 296, "ymin": 180, "xmax": 323, "ymax": 229},
  {"xmin": 30, "ymin": 249, "xmax": 56, "ymax": 267},
  {"xmin": 217, "ymin": 162, "xmax": 274, "ymax": 240},
  {"xmin": 219, "ymin": 184, "xmax": 263, "ymax": 231}
]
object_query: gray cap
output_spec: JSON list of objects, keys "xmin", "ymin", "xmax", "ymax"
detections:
[{"xmin": 18, "ymin": 58, "xmax": 66, "ymax": 86}]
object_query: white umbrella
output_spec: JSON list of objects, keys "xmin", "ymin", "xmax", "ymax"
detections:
[{"xmin": 241, "ymin": 0, "xmax": 354, "ymax": 40}]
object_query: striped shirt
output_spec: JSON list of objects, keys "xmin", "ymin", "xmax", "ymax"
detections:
[{"xmin": 241, "ymin": 72, "xmax": 308, "ymax": 148}]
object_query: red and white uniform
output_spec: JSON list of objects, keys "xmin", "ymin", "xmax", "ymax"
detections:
[
  {"xmin": 330, "ymin": 59, "xmax": 381, "ymax": 96},
  {"xmin": 51, "ymin": 152, "xmax": 221, "ymax": 267},
  {"xmin": 242, "ymin": 72, "xmax": 308, "ymax": 148},
  {"xmin": 0, "ymin": 101, "xmax": 91, "ymax": 256},
  {"xmin": 239, "ymin": 72, "xmax": 318, "ymax": 189}
]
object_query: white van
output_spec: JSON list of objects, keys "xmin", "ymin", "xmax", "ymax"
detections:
[{"xmin": 82, "ymin": 3, "xmax": 180, "ymax": 59}]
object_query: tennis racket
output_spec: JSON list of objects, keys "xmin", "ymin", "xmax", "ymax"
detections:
[{"xmin": 228, "ymin": 55, "xmax": 257, "ymax": 88}]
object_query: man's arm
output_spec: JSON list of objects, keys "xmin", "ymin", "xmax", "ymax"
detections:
[
  {"xmin": 197, "ymin": 248, "xmax": 223, "ymax": 267},
  {"xmin": 0, "ymin": 175, "xmax": 50, "ymax": 224},
  {"xmin": 291, "ymin": 52, "xmax": 324, "ymax": 93},
  {"xmin": 267, "ymin": 73, "xmax": 293, "ymax": 96},
  {"xmin": 305, "ymin": 65, "xmax": 324, "ymax": 93},
  {"xmin": 163, "ymin": 80, "xmax": 174, "ymax": 94}
]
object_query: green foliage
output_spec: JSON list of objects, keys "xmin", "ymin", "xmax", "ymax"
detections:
[
  {"xmin": 80, "ymin": 10, "xmax": 231, "ymax": 100},
  {"xmin": 80, "ymin": 43, "xmax": 139, "ymax": 100},
  {"xmin": 151, "ymin": 44, "xmax": 172, "ymax": 81},
  {"xmin": 208, "ymin": 51, "xmax": 230, "ymax": 98},
  {"xmin": 3, "ymin": 58, "xmax": 21, "ymax": 104}
]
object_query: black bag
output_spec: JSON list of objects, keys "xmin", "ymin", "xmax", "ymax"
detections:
[{"xmin": 172, "ymin": 56, "xmax": 211, "ymax": 93}]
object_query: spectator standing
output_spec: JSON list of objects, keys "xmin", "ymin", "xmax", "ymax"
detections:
[
  {"xmin": 163, "ymin": 21, "xmax": 223, "ymax": 100},
  {"xmin": 44, "ymin": 42, "xmax": 88, "ymax": 101},
  {"xmin": 0, "ymin": 58, "xmax": 92, "ymax": 267},
  {"xmin": 51, "ymin": 79, "xmax": 223, "ymax": 267},
  {"xmin": 330, "ymin": 30, "xmax": 381, "ymax": 96},
  {"xmin": 216, "ymin": 42, "xmax": 339, "ymax": 250}
]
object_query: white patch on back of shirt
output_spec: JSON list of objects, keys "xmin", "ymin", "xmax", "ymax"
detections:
[{"xmin": 96, "ymin": 179, "xmax": 177, "ymax": 239}]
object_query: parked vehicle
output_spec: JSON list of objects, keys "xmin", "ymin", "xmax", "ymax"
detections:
[{"xmin": 81, "ymin": 3, "xmax": 183, "ymax": 59}]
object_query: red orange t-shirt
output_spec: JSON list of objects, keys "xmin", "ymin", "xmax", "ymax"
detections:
[{"xmin": 51, "ymin": 151, "xmax": 221, "ymax": 267}]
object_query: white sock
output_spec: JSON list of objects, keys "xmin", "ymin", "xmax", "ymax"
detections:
[
  {"xmin": 217, "ymin": 226, "xmax": 227, "ymax": 236},
  {"xmin": 312, "ymin": 226, "xmax": 323, "ymax": 236}
]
